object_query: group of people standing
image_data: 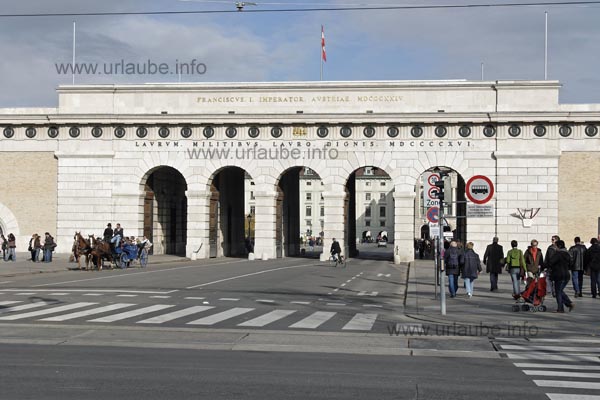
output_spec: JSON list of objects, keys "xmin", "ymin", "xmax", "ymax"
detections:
[
  {"xmin": 0, "ymin": 233, "xmax": 16, "ymax": 261},
  {"xmin": 482, "ymin": 235, "xmax": 600, "ymax": 312},
  {"xmin": 28, "ymin": 233, "xmax": 57, "ymax": 263}
]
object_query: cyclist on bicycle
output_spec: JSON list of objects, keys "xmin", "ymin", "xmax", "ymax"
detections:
[{"xmin": 330, "ymin": 238, "xmax": 342, "ymax": 262}]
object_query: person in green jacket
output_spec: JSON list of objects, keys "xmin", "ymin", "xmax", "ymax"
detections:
[{"xmin": 506, "ymin": 240, "xmax": 526, "ymax": 299}]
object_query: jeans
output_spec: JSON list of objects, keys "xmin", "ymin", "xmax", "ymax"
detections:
[
  {"xmin": 555, "ymin": 279, "xmax": 572, "ymax": 311},
  {"xmin": 591, "ymin": 270, "xmax": 600, "ymax": 297},
  {"xmin": 448, "ymin": 274, "xmax": 458, "ymax": 296},
  {"xmin": 44, "ymin": 249, "xmax": 52, "ymax": 263},
  {"xmin": 33, "ymin": 248, "xmax": 40, "ymax": 262},
  {"xmin": 571, "ymin": 271, "xmax": 581, "ymax": 294},
  {"xmin": 510, "ymin": 268, "xmax": 521, "ymax": 295},
  {"xmin": 464, "ymin": 278, "xmax": 474, "ymax": 295},
  {"xmin": 489, "ymin": 273, "xmax": 498, "ymax": 290},
  {"xmin": 7, "ymin": 248, "xmax": 16, "ymax": 262},
  {"xmin": 110, "ymin": 235, "xmax": 121, "ymax": 248}
]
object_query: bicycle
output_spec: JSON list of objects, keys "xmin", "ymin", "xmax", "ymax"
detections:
[{"xmin": 329, "ymin": 253, "xmax": 346, "ymax": 268}]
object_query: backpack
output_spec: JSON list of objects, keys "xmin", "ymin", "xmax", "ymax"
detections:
[{"xmin": 448, "ymin": 249, "xmax": 459, "ymax": 266}]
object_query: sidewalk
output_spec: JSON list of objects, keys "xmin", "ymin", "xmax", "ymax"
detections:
[
  {"xmin": 0, "ymin": 252, "xmax": 190, "ymax": 278},
  {"xmin": 404, "ymin": 259, "xmax": 600, "ymax": 337}
]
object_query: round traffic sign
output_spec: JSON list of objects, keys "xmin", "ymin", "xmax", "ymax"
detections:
[
  {"xmin": 427, "ymin": 173, "xmax": 440, "ymax": 186},
  {"xmin": 466, "ymin": 175, "xmax": 494, "ymax": 204},
  {"xmin": 428, "ymin": 186, "xmax": 440, "ymax": 200},
  {"xmin": 426, "ymin": 207, "xmax": 439, "ymax": 223}
]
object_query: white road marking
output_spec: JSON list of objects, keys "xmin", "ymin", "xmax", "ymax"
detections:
[
  {"xmin": 533, "ymin": 338, "xmax": 600, "ymax": 344},
  {"xmin": 363, "ymin": 304, "xmax": 383, "ymax": 308},
  {"xmin": 289, "ymin": 311, "xmax": 336, "ymax": 329},
  {"xmin": 137, "ymin": 306, "xmax": 214, "ymax": 324},
  {"xmin": 340, "ymin": 283, "xmax": 346, "ymax": 287},
  {"xmin": 238, "ymin": 310, "xmax": 296, "ymax": 327},
  {"xmin": 0, "ymin": 302, "xmax": 96, "ymax": 321},
  {"xmin": 186, "ymin": 263, "xmax": 316, "ymax": 289},
  {"xmin": 506, "ymin": 353, "xmax": 600, "ymax": 362},
  {"xmin": 15, "ymin": 293, "xmax": 35, "ymax": 296},
  {"xmin": 219, "ymin": 298, "xmax": 240, "ymax": 301},
  {"xmin": 290, "ymin": 301, "xmax": 311, "ymax": 305},
  {"xmin": 117, "ymin": 294, "xmax": 138, "ymax": 298},
  {"xmin": 357, "ymin": 291, "xmax": 378, "ymax": 296},
  {"xmin": 41, "ymin": 303, "xmax": 135, "ymax": 322},
  {"xmin": 89, "ymin": 305, "xmax": 174, "ymax": 323},
  {"xmin": 185, "ymin": 297, "xmax": 206, "ymax": 300},
  {"xmin": 0, "ymin": 301, "xmax": 55, "ymax": 314},
  {"xmin": 377, "ymin": 273, "xmax": 391, "ymax": 277},
  {"xmin": 49, "ymin": 293, "xmax": 69, "ymax": 296},
  {"xmin": 187, "ymin": 308, "xmax": 255, "ymax": 325},
  {"xmin": 326, "ymin": 303, "xmax": 346, "ymax": 306},
  {"xmin": 502, "ymin": 344, "xmax": 600, "ymax": 353},
  {"xmin": 523, "ymin": 370, "xmax": 600, "ymax": 378},
  {"xmin": 514, "ymin": 363, "xmax": 600, "ymax": 370},
  {"xmin": 256, "ymin": 299, "xmax": 275, "ymax": 304},
  {"xmin": 149, "ymin": 296, "xmax": 171, "ymax": 299},
  {"xmin": 83, "ymin": 293, "xmax": 103, "ymax": 296},
  {"xmin": 2, "ymin": 289, "xmax": 174, "ymax": 294},
  {"xmin": 0, "ymin": 301, "xmax": 22, "ymax": 306},
  {"xmin": 0, "ymin": 281, "xmax": 13, "ymax": 284},
  {"xmin": 32, "ymin": 258, "xmax": 251, "ymax": 287},
  {"xmin": 342, "ymin": 313, "xmax": 377, "ymax": 331},
  {"xmin": 534, "ymin": 380, "xmax": 600, "ymax": 389},
  {"xmin": 546, "ymin": 394, "xmax": 600, "ymax": 400}
]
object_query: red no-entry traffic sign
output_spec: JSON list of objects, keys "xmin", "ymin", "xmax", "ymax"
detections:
[
  {"xmin": 426, "ymin": 207, "xmax": 439, "ymax": 223},
  {"xmin": 466, "ymin": 175, "xmax": 494, "ymax": 204}
]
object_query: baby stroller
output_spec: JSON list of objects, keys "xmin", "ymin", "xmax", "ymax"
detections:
[{"xmin": 512, "ymin": 271, "xmax": 548, "ymax": 312}]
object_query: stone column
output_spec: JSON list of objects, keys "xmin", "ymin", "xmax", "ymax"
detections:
[
  {"xmin": 320, "ymin": 187, "xmax": 347, "ymax": 261},
  {"xmin": 186, "ymin": 190, "xmax": 211, "ymax": 259},
  {"xmin": 254, "ymin": 190, "xmax": 279, "ymax": 260},
  {"xmin": 393, "ymin": 191, "xmax": 416, "ymax": 263}
]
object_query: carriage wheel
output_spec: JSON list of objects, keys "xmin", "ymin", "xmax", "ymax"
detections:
[
  {"xmin": 140, "ymin": 249, "xmax": 148, "ymax": 268},
  {"xmin": 512, "ymin": 305, "xmax": 520, "ymax": 312},
  {"xmin": 521, "ymin": 304, "xmax": 530, "ymax": 312},
  {"xmin": 119, "ymin": 254, "xmax": 128, "ymax": 269},
  {"xmin": 539, "ymin": 305, "xmax": 547, "ymax": 312}
]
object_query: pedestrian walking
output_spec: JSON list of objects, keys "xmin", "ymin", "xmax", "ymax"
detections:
[
  {"xmin": 505, "ymin": 240, "xmax": 525, "ymax": 299},
  {"xmin": 28, "ymin": 234, "xmax": 40, "ymax": 262},
  {"xmin": 547, "ymin": 240, "xmax": 574, "ymax": 313},
  {"xmin": 568, "ymin": 237, "xmax": 586, "ymax": 297},
  {"xmin": 483, "ymin": 237, "xmax": 504, "ymax": 291},
  {"xmin": 0, "ymin": 234, "xmax": 7, "ymax": 261},
  {"xmin": 524, "ymin": 239, "xmax": 544, "ymax": 282},
  {"xmin": 545, "ymin": 235, "xmax": 560, "ymax": 297},
  {"xmin": 462, "ymin": 242, "xmax": 482, "ymax": 298},
  {"xmin": 584, "ymin": 237, "xmax": 600, "ymax": 298},
  {"xmin": 443, "ymin": 240, "xmax": 464, "ymax": 298},
  {"xmin": 43, "ymin": 232, "xmax": 56, "ymax": 263},
  {"xmin": 6, "ymin": 233, "xmax": 16, "ymax": 262}
]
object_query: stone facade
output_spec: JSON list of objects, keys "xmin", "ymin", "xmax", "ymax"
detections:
[{"xmin": 0, "ymin": 80, "xmax": 599, "ymax": 261}]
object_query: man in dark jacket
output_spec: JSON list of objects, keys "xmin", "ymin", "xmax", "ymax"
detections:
[
  {"xmin": 103, "ymin": 223, "xmax": 113, "ymax": 242},
  {"xmin": 548, "ymin": 240, "xmax": 574, "ymax": 313},
  {"xmin": 545, "ymin": 235, "xmax": 560, "ymax": 297},
  {"xmin": 568, "ymin": 237, "xmax": 586, "ymax": 297},
  {"xmin": 483, "ymin": 237, "xmax": 504, "ymax": 292},
  {"xmin": 330, "ymin": 238, "xmax": 342, "ymax": 261},
  {"xmin": 584, "ymin": 238, "xmax": 600, "ymax": 298},
  {"xmin": 444, "ymin": 240, "xmax": 464, "ymax": 298}
]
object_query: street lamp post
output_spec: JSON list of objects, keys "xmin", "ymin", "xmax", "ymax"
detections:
[{"xmin": 247, "ymin": 213, "xmax": 252, "ymax": 238}]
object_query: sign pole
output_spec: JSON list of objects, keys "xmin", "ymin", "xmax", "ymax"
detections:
[{"xmin": 439, "ymin": 197, "xmax": 446, "ymax": 316}]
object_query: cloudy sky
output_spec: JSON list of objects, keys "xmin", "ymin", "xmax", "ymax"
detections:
[{"xmin": 0, "ymin": 0, "xmax": 599, "ymax": 107}]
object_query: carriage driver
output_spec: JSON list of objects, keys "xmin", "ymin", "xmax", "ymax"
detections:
[{"xmin": 103, "ymin": 223, "xmax": 113, "ymax": 242}]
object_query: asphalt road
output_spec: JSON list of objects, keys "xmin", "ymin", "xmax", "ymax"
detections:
[{"xmin": 0, "ymin": 343, "xmax": 544, "ymax": 400}]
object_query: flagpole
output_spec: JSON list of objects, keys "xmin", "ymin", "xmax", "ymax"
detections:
[
  {"xmin": 72, "ymin": 20, "xmax": 76, "ymax": 85},
  {"xmin": 544, "ymin": 11, "xmax": 548, "ymax": 80},
  {"xmin": 320, "ymin": 26, "xmax": 323, "ymax": 81}
]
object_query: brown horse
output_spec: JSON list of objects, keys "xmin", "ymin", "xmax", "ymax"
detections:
[
  {"xmin": 89, "ymin": 235, "xmax": 113, "ymax": 271},
  {"xmin": 73, "ymin": 232, "xmax": 93, "ymax": 270}
]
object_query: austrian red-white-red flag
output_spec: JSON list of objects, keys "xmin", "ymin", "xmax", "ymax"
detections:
[{"xmin": 321, "ymin": 25, "xmax": 327, "ymax": 62}]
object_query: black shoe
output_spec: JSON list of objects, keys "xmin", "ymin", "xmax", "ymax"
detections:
[{"xmin": 568, "ymin": 304, "xmax": 575, "ymax": 312}]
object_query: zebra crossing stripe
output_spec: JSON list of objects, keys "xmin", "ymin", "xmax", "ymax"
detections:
[
  {"xmin": 514, "ymin": 363, "xmax": 600, "ymax": 370},
  {"xmin": 547, "ymin": 394, "xmax": 600, "ymax": 400},
  {"xmin": 238, "ymin": 310, "xmax": 296, "ymax": 327},
  {"xmin": 88, "ymin": 305, "xmax": 174, "ymax": 323},
  {"xmin": 505, "ymin": 353, "xmax": 600, "ymax": 362},
  {"xmin": 289, "ymin": 311, "xmax": 336, "ymax": 329},
  {"xmin": 0, "ymin": 302, "xmax": 96, "ymax": 321},
  {"xmin": 187, "ymin": 308, "xmax": 255, "ymax": 326},
  {"xmin": 523, "ymin": 370, "xmax": 600, "ymax": 379},
  {"xmin": 0, "ymin": 301, "xmax": 55, "ymax": 314},
  {"xmin": 137, "ymin": 306, "xmax": 215, "ymax": 324},
  {"xmin": 342, "ymin": 313, "xmax": 377, "ymax": 331},
  {"xmin": 502, "ymin": 344, "xmax": 600, "ymax": 353},
  {"xmin": 534, "ymin": 380, "xmax": 600, "ymax": 390},
  {"xmin": 40, "ymin": 303, "xmax": 136, "ymax": 322},
  {"xmin": 0, "ymin": 301, "xmax": 22, "ymax": 306}
]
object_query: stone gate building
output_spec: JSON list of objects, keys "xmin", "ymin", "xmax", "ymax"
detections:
[{"xmin": 0, "ymin": 80, "xmax": 599, "ymax": 262}]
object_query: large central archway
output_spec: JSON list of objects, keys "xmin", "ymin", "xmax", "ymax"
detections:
[{"xmin": 143, "ymin": 166, "xmax": 187, "ymax": 256}]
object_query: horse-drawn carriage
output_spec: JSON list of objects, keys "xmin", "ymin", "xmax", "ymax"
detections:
[{"xmin": 73, "ymin": 232, "xmax": 148, "ymax": 270}]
